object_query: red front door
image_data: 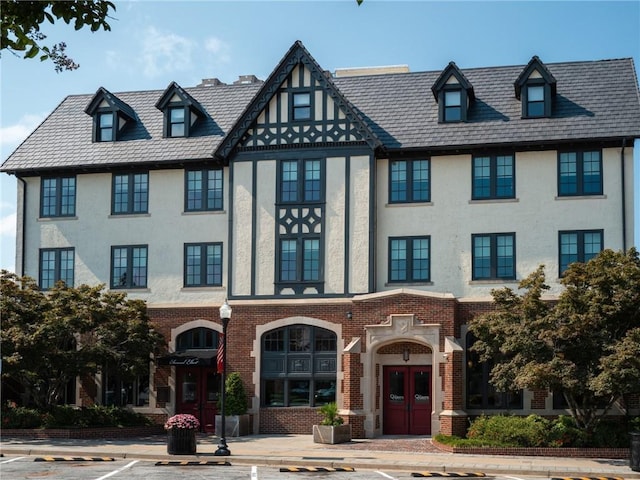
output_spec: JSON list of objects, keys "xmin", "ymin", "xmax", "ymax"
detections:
[
  {"xmin": 383, "ymin": 365, "xmax": 432, "ymax": 435},
  {"xmin": 176, "ymin": 367, "xmax": 220, "ymax": 433}
]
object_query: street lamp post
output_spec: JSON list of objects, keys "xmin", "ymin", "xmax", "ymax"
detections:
[{"xmin": 215, "ymin": 299, "xmax": 232, "ymax": 456}]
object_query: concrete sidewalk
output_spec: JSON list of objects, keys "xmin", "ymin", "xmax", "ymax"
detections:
[{"xmin": 1, "ymin": 433, "xmax": 637, "ymax": 478}]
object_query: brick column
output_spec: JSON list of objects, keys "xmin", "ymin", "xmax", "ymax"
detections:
[{"xmin": 439, "ymin": 350, "xmax": 467, "ymax": 436}]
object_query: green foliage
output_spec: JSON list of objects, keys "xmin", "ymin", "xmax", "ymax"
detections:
[
  {"xmin": 0, "ymin": 271, "xmax": 165, "ymax": 409},
  {"xmin": 318, "ymin": 402, "xmax": 344, "ymax": 426},
  {"xmin": 467, "ymin": 414, "xmax": 549, "ymax": 447},
  {"xmin": 222, "ymin": 372, "xmax": 248, "ymax": 415},
  {"xmin": 469, "ymin": 249, "xmax": 640, "ymax": 433},
  {"xmin": 1, "ymin": 0, "xmax": 115, "ymax": 71},
  {"xmin": 1, "ymin": 403, "xmax": 152, "ymax": 429},
  {"xmin": 439, "ymin": 415, "xmax": 640, "ymax": 448}
]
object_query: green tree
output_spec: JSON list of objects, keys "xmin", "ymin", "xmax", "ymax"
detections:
[
  {"xmin": 469, "ymin": 248, "xmax": 640, "ymax": 433},
  {"xmin": 1, "ymin": 0, "xmax": 115, "ymax": 72},
  {"xmin": 0, "ymin": 271, "xmax": 164, "ymax": 409}
]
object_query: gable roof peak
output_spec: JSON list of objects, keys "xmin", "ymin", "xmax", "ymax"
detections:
[
  {"xmin": 155, "ymin": 81, "xmax": 206, "ymax": 116},
  {"xmin": 84, "ymin": 86, "xmax": 136, "ymax": 120},
  {"xmin": 514, "ymin": 55, "xmax": 557, "ymax": 98},
  {"xmin": 431, "ymin": 61, "xmax": 475, "ymax": 101}
]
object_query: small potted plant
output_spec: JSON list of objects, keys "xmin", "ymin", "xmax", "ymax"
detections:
[
  {"xmin": 165, "ymin": 413, "xmax": 199, "ymax": 454},
  {"xmin": 312, "ymin": 402, "xmax": 351, "ymax": 444}
]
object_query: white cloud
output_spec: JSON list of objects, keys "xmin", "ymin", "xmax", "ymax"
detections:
[
  {"xmin": 204, "ymin": 37, "xmax": 231, "ymax": 64},
  {"xmin": 0, "ymin": 212, "xmax": 16, "ymax": 237},
  {"xmin": 140, "ymin": 26, "xmax": 194, "ymax": 77},
  {"xmin": 0, "ymin": 113, "xmax": 45, "ymax": 157}
]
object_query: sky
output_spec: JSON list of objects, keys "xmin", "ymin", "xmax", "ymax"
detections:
[{"xmin": 1, "ymin": 0, "xmax": 639, "ymax": 272}]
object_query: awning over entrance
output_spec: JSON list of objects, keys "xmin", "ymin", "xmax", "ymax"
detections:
[{"xmin": 158, "ymin": 349, "xmax": 217, "ymax": 367}]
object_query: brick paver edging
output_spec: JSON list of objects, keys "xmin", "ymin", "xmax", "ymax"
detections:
[{"xmin": 432, "ymin": 438, "xmax": 629, "ymax": 459}]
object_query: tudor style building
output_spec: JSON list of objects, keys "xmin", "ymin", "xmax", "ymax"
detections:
[{"xmin": 2, "ymin": 41, "xmax": 639, "ymax": 437}]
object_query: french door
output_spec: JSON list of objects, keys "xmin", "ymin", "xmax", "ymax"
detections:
[
  {"xmin": 175, "ymin": 367, "xmax": 220, "ymax": 433},
  {"xmin": 383, "ymin": 365, "xmax": 432, "ymax": 435}
]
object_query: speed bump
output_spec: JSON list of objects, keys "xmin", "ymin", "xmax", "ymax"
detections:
[
  {"xmin": 155, "ymin": 460, "xmax": 231, "ymax": 466},
  {"xmin": 411, "ymin": 473, "xmax": 486, "ymax": 478},
  {"xmin": 551, "ymin": 477, "xmax": 624, "ymax": 480},
  {"xmin": 35, "ymin": 456, "xmax": 115, "ymax": 462},
  {"xmin": 279, "ymin": 466, "xmax": 355, "ymax": 472}
]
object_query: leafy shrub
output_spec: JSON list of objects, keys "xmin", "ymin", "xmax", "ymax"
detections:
[
  {"xmin": 223, "ymin": 372, "xmax": 248, "ymax": 416},
  {"xmin": 547, "ymin": 415, "xmax": 588, "ymax": 447},
  {"xmin": 467, "ymin": 414, "xmax": 549, "ymax": 447},
  {"xmin": 3, "ymin": 403, "xmax": 152, "ymax": 429},
  {"xmin": 591, "ymin": 418, "xmax": 630, "ymax": 448},
  {"xmin": 2, "ymin": 405, "xmax": 49, "ymax": 428}
]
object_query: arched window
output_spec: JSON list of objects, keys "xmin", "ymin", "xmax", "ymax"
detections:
[
  {"xmin": 261, "ymin": 325, "xmax": 337, "ymax": 407},
  {"xmin": 176, "ymin": 327, "xmax": 219, "ymax": 350},
  {"xmin": 466, "ymin": 332, "xmax": 523, "ymax": 410}
]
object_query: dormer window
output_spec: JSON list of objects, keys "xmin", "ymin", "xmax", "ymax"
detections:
[
  {"xmin": 98, "ymin": 112, "xmax": 114, "ymax": 142},
  {"xmin": 156, "ymin": 82, "xmax": 207, "ymax": 138},
  {"xmin": 432, "ymin": 62, "xmax": 475, "ymax": 123},
  {"xmin": 292, "ymin": 92, "xmax": 311, "ymax": 120},
  {"xmin": 444, "ymin": 90, "xmax": 462, "ymax": 122},
  {"xmin": 515, "ymin": 56, "xmax": 557, "ymax": 119},
  {"xmin": 169, "ymin": 107, "xmax": 186, "ymax": 137},
  {"xmin": 85, "ymin": 87, "xmax": 136, "ymax": 143}
]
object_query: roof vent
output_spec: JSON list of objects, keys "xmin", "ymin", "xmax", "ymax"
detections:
[
  {"xmin": 334, "ymin": 65, "xmax": 410, "ymax": 77},
  {"xmin": 198, "ymin": 78, "xmax": 225, "ymax": 87},
  {"xmin": 233, "ymin": 75, "xmax": 262, "ymax": 85}
]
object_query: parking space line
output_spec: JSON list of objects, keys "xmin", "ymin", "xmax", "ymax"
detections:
[
  {"xmin": 251, "ymin": 465, "xmax": 258, "ymax": 479},
  {"xmin": 0, "ymin": 456, "xmax": 25, "ymax": 464},
  {"xmin": 376, "ymin": 471, "xmax": 398, "ymax": 479},
  {"xmin": 93, "ymin": 459, "xmax": 139, "ymax": 480}
]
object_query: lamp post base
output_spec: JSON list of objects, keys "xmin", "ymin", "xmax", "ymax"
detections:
[{"xmin": 214, "ymin": 440, "xmax": 230, "ymax": 456}]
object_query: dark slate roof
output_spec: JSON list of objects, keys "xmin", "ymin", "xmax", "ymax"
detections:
[{"xmin": 3, "ymin": 54, "xmax": 640, "ymax": 174}]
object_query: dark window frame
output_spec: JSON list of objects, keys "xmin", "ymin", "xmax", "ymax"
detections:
[
  {"xmin": 184, "ymin": 242, "xmax": 223, "ymax": 287},
  {"xmin": 557, "ymin": 150, "xmax": 603, "ymax": 196},
  {"xmin": 388, "ymin": 236, "xmax": 431, "ymax": 283},
  {"xmin": 558, "ymin": 229, "xmax": 603, "ymax": 276},
  {"xmin": 389, "ymin": 159, "xmax": 431, "ymax": 203},
  {"xmin": 291, "ymin": 91, "xmax": 312, "ymax": 121},
  {"xmin": 521, "ymin": 80, "xmax": 552, "ymax": 118},
  {"xmin": 443, "ymin": 88, "xmax": 462, "ymax": 122},
  {"xmin": 176, "ymin": 327, "xmax": 220, "ymax": 350},
  {"xmin": 472, "ymin": 154, "xmax": 515, "ymax": 200},
  {"xmin": 466, "ymin": 333, "xmax": 523, "ymax": 410},
  {"xmin": 278, "ymin": 237, "xmax": 322, "ymax": 283},
  {"xmin": 40, "ymin": 176, "xmax": 76, "ymax": 218},
  {"xmin": 278, "ymin": 158, "xmax": 324, "ymax": 204},
  {"xmin": 261, "ymin": 325, "xmax": 337, "ymax": 407},
  {"xmin": 97, "ymin": 111, "xmax": 115, "ymax": 142},
  {"xmin": 39, "ymin": 247, "xmax": 75, "ymax": 290},
  {"xmin": 110, "ymin": 244, "xmax": 148, "ymax": 289},
  {"xmin": 185, "ymin": 168, "xmax": 223, "ymax": 211},
  {"xmin": 111, "ymin": 172, "xmax": 149, "ymax": 215},
  {"xmin": 472, "ymin": 233, "xmax": 516, "ymax": 280}
]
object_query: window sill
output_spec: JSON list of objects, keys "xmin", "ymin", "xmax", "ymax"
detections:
[
  {"xmin": 469, "ymin": 279, "xmax": 518, "ymax": 285},
  {"xmin": 385, "ymin": 202, "xmax": 433, "ymax": 208},
  {"xmin": 182, "ymin": 210, "xmax": 226, "ymax": 216},
  {"xmin": 38, "ymin": 216, "xmax": 78, "ymax": 222},
  {"xmin": 555, "ymin": 194, "xmax": 606, "ymax": 200},
  {"xmin": 108, "ymin": 213, "xmax": 151, "ymax": 218},
  {"xmin": 109, "ymin": 287, "xmax": 151, "ymax": 292},
  {"xmin": 180, "ymin": 286, "xmax": 226, "ymax": 292},
  {"xmin": 385, "ymin": 282, "xmax": 433, "ymax": 287},
  {"xmin": 469, "ymin": 198, "xmax": 518, "ymax": 204}
]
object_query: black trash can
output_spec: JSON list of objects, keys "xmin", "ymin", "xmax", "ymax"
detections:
[{"xmin": 631, "ymin": 432, "xmax": 640, "ymax": 472}]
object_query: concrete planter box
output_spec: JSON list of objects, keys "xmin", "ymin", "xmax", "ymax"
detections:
[
  {"xmin": 215, "ymin": 414, "xmax": 250, "ymax": 437},
  {"xmin": 312, "ymin": 424, "xmax": 352, "ymax": 444}
]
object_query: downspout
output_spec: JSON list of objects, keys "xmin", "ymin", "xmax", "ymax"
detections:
[
  {"xmin": 17, "ymin": 175, "xmax": 27, "ymax": 276},
  {"xmin": 620, "ymin": 139, "xmax": 627, "ymax": 252}
]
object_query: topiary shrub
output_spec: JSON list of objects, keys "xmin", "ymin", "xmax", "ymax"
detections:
[{"xmin": 222, "ymin": 372, "xmax": 248, "ymax": 416}]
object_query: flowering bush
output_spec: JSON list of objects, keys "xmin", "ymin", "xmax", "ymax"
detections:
[{"xmin": 164, "ymin": 414, "xmax": 200, "ymax": 430}]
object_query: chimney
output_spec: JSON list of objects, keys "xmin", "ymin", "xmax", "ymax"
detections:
[
  {"xmin": 233, "ymin": 75, "xmax": 262, "ymax": 85},
  {"xmin": 198, "ymin": 78, "xmax": 225, "ymax": 87}
]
